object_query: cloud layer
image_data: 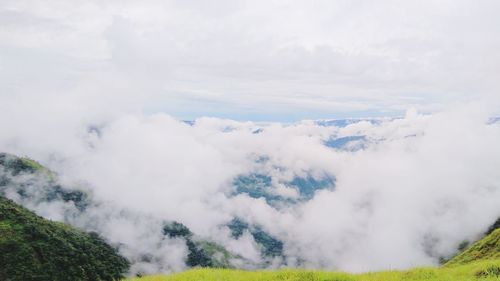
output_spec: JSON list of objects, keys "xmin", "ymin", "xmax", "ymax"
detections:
[{"xmin": 1, "ymin": 103, "xmax": 499, "ymax": 274}]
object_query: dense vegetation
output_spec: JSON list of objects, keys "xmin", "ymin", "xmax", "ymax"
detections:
[
  {"xmin": 125, "ymin": 260, "xmax": 500, "ymax": 281},
  {"xmin": 0, "ymin": 196, "xmax": 129, "ymax": 281},
  {"xmin": 228, "ymin": 218, "xmax": 283, "ymax": 257},
  {"xmin": 162, "ymin": 221, "xmax": 235, "ymax": 268},
  {"xmin": 486, "ymin": 217, "xmax": 500, "ymax": 235}
]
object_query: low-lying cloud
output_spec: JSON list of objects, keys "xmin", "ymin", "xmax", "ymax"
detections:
[{"xmin": 1, "ymin": 103, "xmax": 499, "ymax": 275}]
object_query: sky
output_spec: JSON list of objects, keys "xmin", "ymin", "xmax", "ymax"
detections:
[{"xmin": 1, "ymin": 0, "xmax": 500, "ymax": 121}]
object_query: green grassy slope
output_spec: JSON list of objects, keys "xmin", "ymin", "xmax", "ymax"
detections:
[
  {"xmin": 445, "ymin": 228, "xmax": 500, "ymax": 266},
  {"xmin": 125, "ymin": 260, "xmax": 500, "ymax": 281},
  {"xmin": 0, "ymin": 196, "xmax": 129, "ymax": 281}
]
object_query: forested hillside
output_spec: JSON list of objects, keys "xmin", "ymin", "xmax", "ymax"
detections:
[{"xmin": 0, "ymin": 196, "xmax": 129, "ymax": 281}]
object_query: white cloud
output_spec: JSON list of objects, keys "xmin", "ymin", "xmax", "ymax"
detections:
[
  {"xmin": 1, "ymin": 102, "xmax": 499, "ymax": 274},
  {"xmin": 1, "ymin": 0, "xmax": 500, "ymax": 119}
]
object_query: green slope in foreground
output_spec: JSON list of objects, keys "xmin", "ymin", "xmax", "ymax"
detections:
[
  {"xmin": 125, "ymin": 260, "xmax": 500, "ymax": 281},
  {"xmin": 444, "ymin": 228, "xmax": 500, "ymax": 266}
]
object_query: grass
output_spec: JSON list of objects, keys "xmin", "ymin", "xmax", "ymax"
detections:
[
  {"xmin": 445, "ymin": 228, "xmax": 500, "ymax": 266},
  {"xmin": 17, "ymin": 156, "xmax": 58, "ymax": 181},
  {"xmin": 125, "ymin": 259, "xmax": 500, "ymax": 281}
]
